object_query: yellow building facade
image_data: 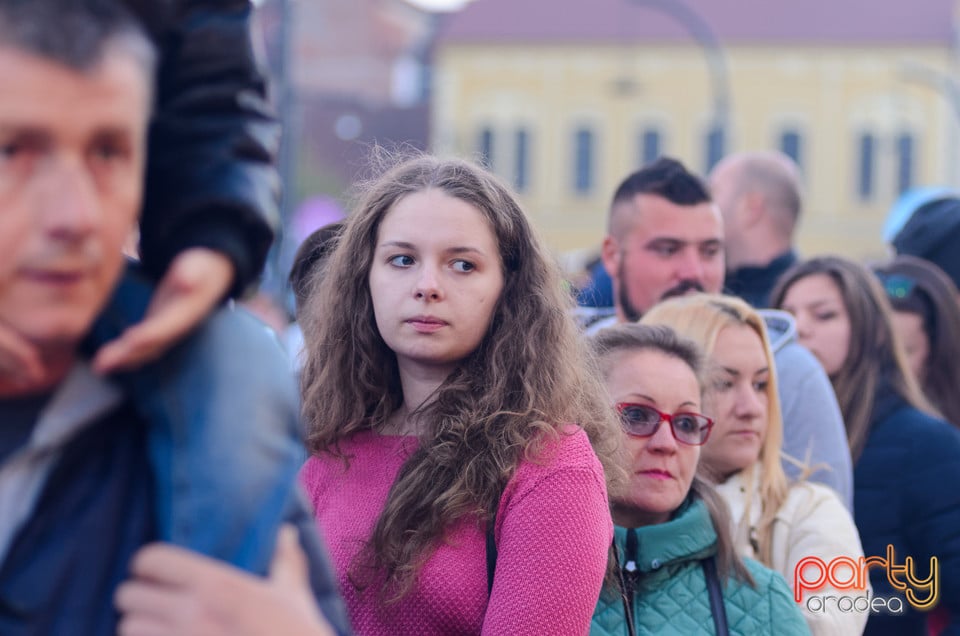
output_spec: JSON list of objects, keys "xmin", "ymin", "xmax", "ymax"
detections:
[{"xmin": 433, "ymin": 27, "xmax": 960, "ymax": 261}]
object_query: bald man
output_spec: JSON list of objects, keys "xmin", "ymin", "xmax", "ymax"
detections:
[{"xmin": 709, "ymin": 151, "xmax": 803, "ymax": 308}]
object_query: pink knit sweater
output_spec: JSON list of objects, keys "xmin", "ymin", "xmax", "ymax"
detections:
[{"xmin": 301, "ymin": 427, "xmax": 612, "ymax": 635}]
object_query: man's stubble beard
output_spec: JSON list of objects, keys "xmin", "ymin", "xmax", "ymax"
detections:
[{"xmin": 617, "ymin": 252, "xmax": 707, "ymax": 322}]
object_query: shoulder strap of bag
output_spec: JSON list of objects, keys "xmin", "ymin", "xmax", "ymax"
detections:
[
  {"xmin": 486, "ymin": 513, "xmax": 497, "ymax": 595},
  {"xmin": 702, "ymin": 556, "xmax": 730, "ymax": 636}
]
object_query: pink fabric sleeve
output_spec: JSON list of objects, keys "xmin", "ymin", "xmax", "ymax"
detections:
[{"xmin": 482, "ymin": 437, "xmax": 612, "ymax": 636}]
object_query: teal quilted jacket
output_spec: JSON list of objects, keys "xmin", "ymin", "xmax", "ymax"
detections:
[{"xmin": 591, "ymin": 498, "xmax": 810, "ymax": 635}]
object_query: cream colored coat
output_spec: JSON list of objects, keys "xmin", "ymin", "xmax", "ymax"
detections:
[{"xmin": 716, "ymin": 471, "xmax": 868, "ymax": 636}]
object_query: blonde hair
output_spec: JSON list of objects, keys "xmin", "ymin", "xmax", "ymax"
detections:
[{"xmin": 641, "ymin": 294, "xmax": 789, "ymax": 566}]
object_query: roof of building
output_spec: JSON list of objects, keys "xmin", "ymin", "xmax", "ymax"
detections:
[{"xmin": 438, "ymin": 0, "xmax": 956, "ymax": 46}]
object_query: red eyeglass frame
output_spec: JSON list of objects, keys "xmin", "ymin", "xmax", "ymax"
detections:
[{"xmin": 615, "ymin": 402, "xmax": 714, "ymax": 446}]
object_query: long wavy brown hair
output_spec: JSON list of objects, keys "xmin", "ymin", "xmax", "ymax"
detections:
[
  {"xmin": 299, "ymin": 153, "xmax": 622, "ymax": 601},
  {"xmin": 770, "ymin": 256, "xmax": 936, "ymax": 461}
]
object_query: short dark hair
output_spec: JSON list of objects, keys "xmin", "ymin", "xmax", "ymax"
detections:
[
  {"xmin": 288, "ymin": 222, "xmax": 344, "ymax": 317},
  {"xmin": 0, "ymin": 0, "xmax": 155, "ymax": 73},
  {"xmin": 612, "ymin": 157, "xmax": 712, "ymax": 208}
]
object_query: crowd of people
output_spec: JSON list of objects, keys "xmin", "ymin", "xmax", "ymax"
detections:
[{"xmin": 1, "ymin": 1, "xmax": 959, "ymax": 636}]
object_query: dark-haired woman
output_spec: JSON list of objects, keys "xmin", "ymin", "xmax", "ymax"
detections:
[
  {"xmin": 873, "ymin": 255, "xmax": 960, "ymax": 428},
  {"xmin": 772, "ymin": 256, "xmax": 960, "ymax": 636}
]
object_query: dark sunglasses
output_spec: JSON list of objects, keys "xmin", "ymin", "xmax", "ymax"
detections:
[
  {"xmin": 876, "ymin": 272, "xmax": 917, "ymax": 300},
  {"xmin": 615, "ymin": 403, "xmax": 714, "ymax": 446}
]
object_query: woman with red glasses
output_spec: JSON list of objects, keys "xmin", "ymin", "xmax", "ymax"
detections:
[
  {"xmin": 643, "ymin": 294, "xmax": 865, "ymax": 636},
  {"xmin": 590, "ymin": 323, "xmax": 808, "ymax": 635}
]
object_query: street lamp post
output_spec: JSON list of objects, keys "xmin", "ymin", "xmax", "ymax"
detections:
[
  {"xmin": 898, "ymin": 60, "xmax": 960, "ymax": 187},
  {"xmin": 625, "ymin": 0, "xmax": 731, "ymax": 169}
]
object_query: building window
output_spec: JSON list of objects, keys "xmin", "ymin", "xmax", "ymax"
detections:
[
  {"xmin": 897, "ymin": 133, "xmax": 915, "ymax": 194},
  {"xmin": 705, "ymin": 125, "xmax": 725, "ymax": 173},
  {"xmin": 574, "ymin": 127, "xmax": 594, "ymax": 194},
  {"xmin": 857, "ymin": 132, "xmax": 875, "ymax": 201},
  {"xmin": 478, "ymin": 127, "xmax": 494, "ymax": 169},
  {"xmin": 514, "ymin": 128, "xmax": 529, "ymax": 192},
  {"xmin": 780, "ymin": 129, "xmax": 803, "ymax": 169},
  {"xmin": 640, "ymin": 128, "xmax": 661, "ymax": 166}
]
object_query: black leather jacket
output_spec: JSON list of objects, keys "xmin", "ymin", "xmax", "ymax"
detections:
[{"xmin": 126, "ymin": 0, "xmax": 278, "ymax": 297}]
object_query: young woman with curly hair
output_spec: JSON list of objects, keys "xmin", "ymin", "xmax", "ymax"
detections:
[{"xmin": 298, "ymin": 154, "xmax": 622, "ymax": 635}]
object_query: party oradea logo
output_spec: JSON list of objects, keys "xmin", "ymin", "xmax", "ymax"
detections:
[{"xmin": 794, "ymin": 545, "xmax": 939, "ymax": 615}]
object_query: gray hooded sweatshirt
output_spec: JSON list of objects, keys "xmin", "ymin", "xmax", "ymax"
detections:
[{"xmin": 761, "ymin": 309, "xmax": 853, "ymax": 509}]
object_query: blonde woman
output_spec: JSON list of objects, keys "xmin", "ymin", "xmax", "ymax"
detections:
[{"xmin": 643, "ymin": 294, "xmax": 866, "ymax": 636}]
